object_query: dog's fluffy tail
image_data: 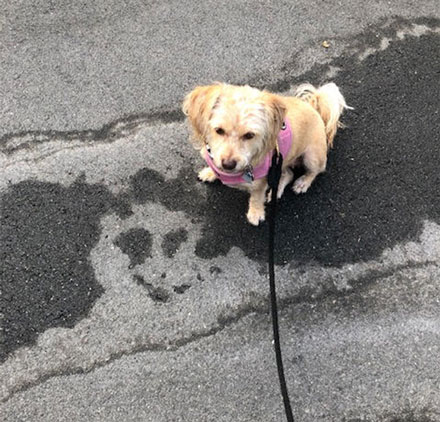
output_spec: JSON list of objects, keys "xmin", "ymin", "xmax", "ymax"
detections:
[{"xmin": 294, "ymin": 82, "xmax": 352, "ymax": 147}]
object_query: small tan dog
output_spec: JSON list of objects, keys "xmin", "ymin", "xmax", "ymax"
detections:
[{"xmin": 182, "ymin": 82, "xmax": 350, "ymax": 225}]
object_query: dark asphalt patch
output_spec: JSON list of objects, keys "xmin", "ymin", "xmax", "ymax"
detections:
[
  {"xmin": 276, "ymin": 31, "xmax": 440, "ymax": 266},
  {"xmin": 161, "ymin": 228, "xmax": 188, "ymax": 258},
  {"xmin": 114, "ymin": 228, "xmax": 152, "ymax": 268},
  {"xmin": 173, "ymin": 284, "xmax": 191, "ymax": 294},
  {"xmin": 207, "ymin": 31, "xmax": 440, "ymax": 266},
  {"xmin": 0, "ymin": 178, "xmax": 127, "ymax": 362},
  {"xmin": 137, "ymin": 33, "xmax": 439, "ymax": 265},
  {"xmin": 133, "ymin": 275, "xmax": 169, "ymax": 303},
  {"xmin": 130, "ymin": 167, "xmax": 203, "ymax": 215},
  {"xmin": 131, "ymin": 32, "xmax": 440, "ymax": 267},
  {"xmin": 256, "ymin": 16, "xmax": 440, "ymax": 94}
]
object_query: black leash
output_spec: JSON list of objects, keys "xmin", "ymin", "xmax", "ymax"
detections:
[{"xmin": 267, "ymin": 150, "xmax": 295, "ymax": 422}]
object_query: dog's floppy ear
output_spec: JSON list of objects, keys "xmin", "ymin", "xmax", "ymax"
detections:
[
  {"xmin": 263, "ymin": 93, "xmax": 287, "ymax": 148},
  {"xmin": 182, "ymin": 84, "xmax": 222, "ymax": 148}
]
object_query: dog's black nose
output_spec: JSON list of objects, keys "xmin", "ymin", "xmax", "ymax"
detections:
[{"xmin": 222, "ymin": 159, "xmax": 237, "ymax": 171}]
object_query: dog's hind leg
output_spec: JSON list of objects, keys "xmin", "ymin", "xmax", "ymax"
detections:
[
  {"xmin": 292, "ymin": 147, "xmax": 326, "ymax": 194},
  {"xmin": 267, "ymin": 168, "xmax": 294, "ymax": 202}
]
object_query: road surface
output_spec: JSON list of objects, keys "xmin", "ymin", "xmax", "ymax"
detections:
[{"xmin": 1, "ymin": 2, "xmax": 440, "ymax": 421}]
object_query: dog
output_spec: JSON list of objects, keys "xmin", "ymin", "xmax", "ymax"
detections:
[{"xmin": 182, "ymin": 82, "xmax": 351, "ymax": 225}]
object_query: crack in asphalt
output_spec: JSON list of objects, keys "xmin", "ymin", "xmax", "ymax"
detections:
[
  {"xmin": 2, "ymin": 260, "xmax": 436, "ymax": 404},
  {"xmin": 2, "ymin": 143, "xmax": 100, "ymax": 170},
  {"xmin": 0, "ymin": 109, "xmax": 184, "ymax": 155}
]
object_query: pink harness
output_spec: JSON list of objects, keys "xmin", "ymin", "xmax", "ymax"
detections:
[{"xmin": 204, "ymin": 119, "xmax": 292, "ymax": 185}]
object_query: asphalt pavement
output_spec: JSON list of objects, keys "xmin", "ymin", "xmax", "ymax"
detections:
[{"xmin": 1, "ymin": 1, "xmax": 440, "ymax": 421}]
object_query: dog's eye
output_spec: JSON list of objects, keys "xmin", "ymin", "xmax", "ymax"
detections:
[
  {"xmin": 215, "ymin": 127, "xmax": 225, "ymax": 135},
  {"xmin": 243, "ymin": 132, "xmax": 255, "ymax": 140}
]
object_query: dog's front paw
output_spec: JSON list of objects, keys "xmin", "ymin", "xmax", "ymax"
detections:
[
  {"xmin": 198, "ymin": 167, "xmax": 217, "ymax": 183},
  {"xmin": 247, "ymin": 206, "xmax": 265, "ymax": 226},
  {"xmin": 266, "ymin": 182, "xmax": 289, "ymax": 203},
  {"xmin": 293, "ymin": 175, "xmax": 312, "ymax": 194}
]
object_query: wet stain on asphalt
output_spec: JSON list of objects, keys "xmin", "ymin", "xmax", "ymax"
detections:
[
  {"xmin": 130, "ymin": 32, "xmax": 440, "ymax": 267},
  {"xmin": 161, "ymin": 228, "xmax": 188, "ymax": 258},
  {"xmin": 114, "ymin": 228, "xmax": 152, "ymax": 268},
  {"xmin": 133, "ymin": 275, "xmax": 169, "ymax": 303},
  {"xmin": 172, "ymin": 284, "xmax": 191, "ymax": 294},
  {"xmin": 272, "ymin": 31, "xmax": 440, "ymax": 266},
  {"xmin": 0, "ymin": 177, "xmax": 128, "ymax": 362}
]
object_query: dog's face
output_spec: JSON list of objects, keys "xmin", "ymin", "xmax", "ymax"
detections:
[{"xmin": 183, "ymin": 84, "xmax": 286, "ymax": 173}]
